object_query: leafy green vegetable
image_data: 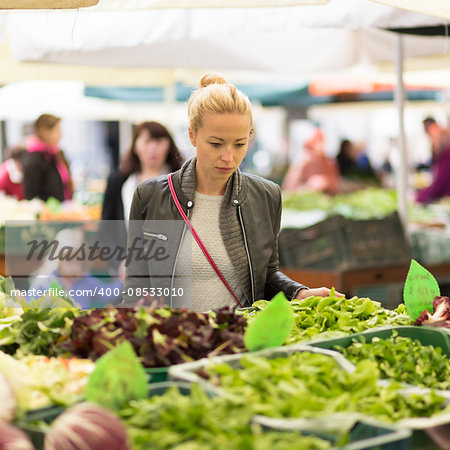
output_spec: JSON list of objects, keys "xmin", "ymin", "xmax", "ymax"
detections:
[
  {"xmin": 335, "ymin": 332, "xmax": 450, "ymax": 390},
  {"xmin": 282, "ymin": 187, "xmax": 441, "ymax": 223},
  {"xmin": 120, "ymin": 384, "xmax": 331, "ymax": 450},
  {"xmin": 0, "ymin": 308, "xmax": 77, "ymax": 357},
  {"xmin": 203, "ymin": 352, "xmax": 450, "ymax": 424},
  {"xmin": 243, "ymin": 291, "xmax": 413, "ymax": 344}
]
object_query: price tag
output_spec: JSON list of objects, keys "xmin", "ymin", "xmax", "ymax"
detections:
[
  {"xmin": 85, "ymin": 341, "xmax": 148, "ymax": 411},
  {"xmin": 403, "ymin": 259, "xmax": 440, "ymax": 320},
  {"xmin": 244, "ymin": 292, "xmax": 294, "ymax": 352}
]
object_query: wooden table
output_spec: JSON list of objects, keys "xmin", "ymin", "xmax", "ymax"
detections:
[{"xmin": 280, "ymin": 262, "xmax": 450, "ymax": 296}]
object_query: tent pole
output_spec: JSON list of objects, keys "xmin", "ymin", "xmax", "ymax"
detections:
[
  {"xmin": 394, "ymin": 33, "xmax": 408, "ymax": 230},
  {"xmin": 164, "ymin": 83, "xmax": 176, "ymax": 132}
]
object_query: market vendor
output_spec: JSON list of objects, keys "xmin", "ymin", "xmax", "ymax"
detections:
[{"xmin": 123, "ymin": 73, "xmax": 338, "ymax": 310}]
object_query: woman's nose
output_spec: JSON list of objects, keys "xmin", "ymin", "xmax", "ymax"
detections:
[{"xmin": 221, "ymin": 146, "xmax": 233, "ymax": 162}]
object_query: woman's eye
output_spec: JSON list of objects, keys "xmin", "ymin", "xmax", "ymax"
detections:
[
  {"xmin": 235, "ymin": 144, "xmax": 245, "ymax": 149},
  {"xmin": 209, "ymin": 142, "xmax": 221, "ymax": 148}
]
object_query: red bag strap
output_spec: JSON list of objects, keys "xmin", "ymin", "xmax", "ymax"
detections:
[{"xmin": 167, "ymin": 173, "xmax": 243, "ymax": 308}]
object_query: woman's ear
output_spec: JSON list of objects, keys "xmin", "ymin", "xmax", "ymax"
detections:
[{"xmin": 188, "ymin": 128, "xmax": 196, "ymax": 147}]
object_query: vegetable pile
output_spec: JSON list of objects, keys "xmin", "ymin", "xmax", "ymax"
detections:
[
  {"xmin": 415, "ymin": 296, "xmax": 450, "ymax": 329},
  {"xmin": 282, "ymin": 188, "xmax": 439, "ymax": 222},
  {"xmin": 242, "ymin": 291, "xmax": 413, "ymax": 344},
  {"xmin": 0, "ymin": 308, "xmax": 77, "ymax": 357},
  {"xmin": 203, "ymin": 351, "xmax": 450, "ymax": 424},
  {"xmin": 120, "ymin": 384, "xmax": 331, "ymax": 450},
  {"xmin": 0, "ymin": 351, "xmax": 94, "ymax": 414},
  {"xmin": 335, "ymin": 332, "xmax": 450, "ymax": 390},
  {"xmin": 282, "ymin": 188, "xmax": 398, "ymax": 220},
  {"xmin": 58, "ymin": 306, "xmax": 247, "ymax": 367}
]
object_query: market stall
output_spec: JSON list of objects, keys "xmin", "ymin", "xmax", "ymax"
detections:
[{"xmin": 0, "ymin": 272, "xmax": 449, "ymax": 449}]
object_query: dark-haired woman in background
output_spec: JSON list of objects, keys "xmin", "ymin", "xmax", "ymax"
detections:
[{"xmin": 101, "ymin": 121, "xmax": 184, "ymax": 256}]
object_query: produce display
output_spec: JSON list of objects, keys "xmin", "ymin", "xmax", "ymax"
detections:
[
  {"xmin": 282, "ymin": 187, "xmax": 442, "ymax": 222},
  {"xmin": 59, "ymin": 307, "xmax": 247, "ymax": 367},
  {"xmin": 202, "ymin": 351, "xmax": 450, "ymax": 424},
  {"xmin": 0, "ymin": 352, "xmax": 94, "ymax": 415},
  {"xmin": 242, "ymin": 290, "xmax": 413, "ymax": 344},
  {"xmin": 38, "ymin": 197, "xmax": 101, "ymax": 221},
  {"xmin": 120, "ymin": 384, "xmax": 331, "ymax": 450},
  {"xmin": 44, "ymin": 403, "xmax": 130, "ymax": 450},
  {"xmin": 0, "ymin": 306, "xmax": 247, "ymax": 368},
  {"xmin": 282, "ymin": 188, "xmax": 397, "ymax": 219},
  {"xmin": 0, "ymin": 268, "xmax": 448, "ymax": 449},
  {"xmin": 0, "ymin": 308, "xmax": 78, "ymax": 357},
  {"xmin": 334, "ymin": 332, "xmax": 450, "ymax": 390},
  {"xmin": 0, "ymin": 194, "xmax": 44, "ymax": 225}
]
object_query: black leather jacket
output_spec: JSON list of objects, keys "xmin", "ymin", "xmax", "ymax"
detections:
[{"xmin": 123, "ymin": 163, "xmax": 306, "ymax": 307}]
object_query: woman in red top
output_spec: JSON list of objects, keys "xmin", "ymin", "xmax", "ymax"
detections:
[{"xmin": 0, "ymin": 146, "xmax": 27, "ymax": 200}]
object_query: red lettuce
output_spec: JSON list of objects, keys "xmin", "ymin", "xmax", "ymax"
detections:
[{"xmin": 414, "ymin": 296, "xmax": 450, "ymax": 328}]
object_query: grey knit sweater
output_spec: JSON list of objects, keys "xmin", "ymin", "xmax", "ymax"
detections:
[{"xmin": 178, "ymin": 158, "xmax": 251, "ymax": 307}]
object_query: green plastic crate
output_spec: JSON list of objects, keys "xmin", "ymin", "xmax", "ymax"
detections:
[
  {"xmin": 148, "ymin": 380, "xmax": 216, "ymax": 398},
  {"xmin": 255, "ymin": 416, "xmax": 412, "ymax": 450},
  {"xmin": 16, "ymin": 406, "xmax": 65, "ymax": 450},
  {"xmin": 145, "ymin": 366, "xmax": 169, "ymax": 383},
  {"xmin": 309, "ymin": 325, "xmax": 450, "ymax": 358}
]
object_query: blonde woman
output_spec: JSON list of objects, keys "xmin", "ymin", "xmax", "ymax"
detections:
[{"xmin": 124, "ymin": 74, "xmax": 337, "ymax": 310}]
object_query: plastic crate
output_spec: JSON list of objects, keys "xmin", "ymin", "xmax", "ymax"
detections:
[
  {"xmin": 339, "ymin": 212, "xmax": 412, "ymax": 270},
  {"xmin": 148, "ymin": 380, "xmax": 216, "ymax": 398},
  {"xmin": 168, "ymin": 344, "xmax": 355, "ymax": 395},
  {"xmin": 309, "ymin": 325, "xmax": 450, "ymax": 358},
  {"xmin": 278, "ymin": 212, "xmax": 412, "ymax": 271},
  {"xmin": 410, "ymin": 228, "xmax": 450, "ymax": 265},
  {"xmin": 278, "ymin": 215, "xmax": 347, "ymax": 269},
  {"xmin": 146, "ymin": 366, "xmax": 169, "ymax": 383},
  {"xmin": 16, "ymin": 406, "xmax": 65, "ymax": 450},
  {"xmin": 254, "ymin": 416, "xmax": 412, "ymax": 450}
]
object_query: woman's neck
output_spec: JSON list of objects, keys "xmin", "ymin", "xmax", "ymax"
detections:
[
  {"xmin": 195, "ymin": 170, "xmax": 228, "ymax": 196},
  {"xmin": 139, "ymin": 167, "xmax": 161, "ymax": 181}
]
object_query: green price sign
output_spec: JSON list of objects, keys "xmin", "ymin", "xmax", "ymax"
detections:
[
  {"xmin": 85, "ymin": 341, "xmax": 148, "ymax": 411},
  {"xmin": 403, "ymin": 259, "xmax": 440, "ymax": 320},
  {"xmin": 244, "ymin": 292, "xmax": 294, "ymax": 352}
]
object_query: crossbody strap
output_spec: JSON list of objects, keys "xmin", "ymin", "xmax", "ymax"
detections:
[{"xmin": 167, "ymin": 173, "xmax": 243, "ymax": 308}]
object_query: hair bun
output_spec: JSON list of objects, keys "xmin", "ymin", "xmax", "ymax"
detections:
[{"xmin": 200, "ymin": 73, "xmax": 228, "ymax": 88}]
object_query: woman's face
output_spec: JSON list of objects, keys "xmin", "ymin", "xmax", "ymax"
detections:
[
  {"xmin": 189, "ymin": 112, "xmax": 251, "ymax": 186},
  {"xmin": 40, "ymin": 122, "xmax": 62, "ymax": 147},
  {"xmin": 134, "ymin": 129, "xmax": 170, "ymax": 171}
]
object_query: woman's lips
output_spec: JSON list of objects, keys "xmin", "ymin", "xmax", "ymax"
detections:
[{"xmin": 216, "ymin": 167, "xmax": 233, "ymax": 173}]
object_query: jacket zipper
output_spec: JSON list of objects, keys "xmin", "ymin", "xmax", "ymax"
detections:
[
  {"xmin": 143, "ymin": 231, "xmax": 168, "ymax": 241},
  {"xmin": 170, "ymin": 209, "xmax": 189, "ymax": 308},
  {"xmin": 238, "ymin": 205, "xmax": 255, "ymax": 304}
]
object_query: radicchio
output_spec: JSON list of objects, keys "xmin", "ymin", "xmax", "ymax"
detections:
[{"xmin": 414, "ymin": 296, "xmax": 450, "ymax": 328}]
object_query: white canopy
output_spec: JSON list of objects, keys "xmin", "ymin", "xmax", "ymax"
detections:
[
  {"xmin": 372, "ymin": 0, "xmax": 450, "ymax": 21},
  {"xmin": 4, "ymin": 0, "xmax": 449, "ymax": 75}
]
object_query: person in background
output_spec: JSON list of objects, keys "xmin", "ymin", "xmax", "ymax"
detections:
[
  {"xmin": 282, "ymin": 128, "xmax": 339, "ymax": 195},
  {"xmin": 417, "ymin": 117, "xmax": 450, "ymax": 204},
  {"xmin": 22, "ymin": 114, "xmax": 72, "ymax": 202},
  {"xmin": 336, "ymin": 139, "xmax": 378, "ymax": 184},
  {"xmin": 0, "ymin": 146, "xmax": 27, "ymax": 200},
  {"xmin": 101, "ymin": 121, "xmax": 183, "ymax": 260},
  {"xmin": 28, "ymin": 227, "xmax": 123, "ymax": 308},
  {"xmin": 123, "ymin": 73, "xmax": 341, "ymax": 309}
]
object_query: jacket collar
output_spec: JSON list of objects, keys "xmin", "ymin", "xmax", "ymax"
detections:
[{"xmin": 171, "ymin": 157, "xmax": 248, "ymax": 208}]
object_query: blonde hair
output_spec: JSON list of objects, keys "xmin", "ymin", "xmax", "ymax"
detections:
[{"xmin": 187, "ymin": 73, "xmax": 254, "ymax": 137}]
